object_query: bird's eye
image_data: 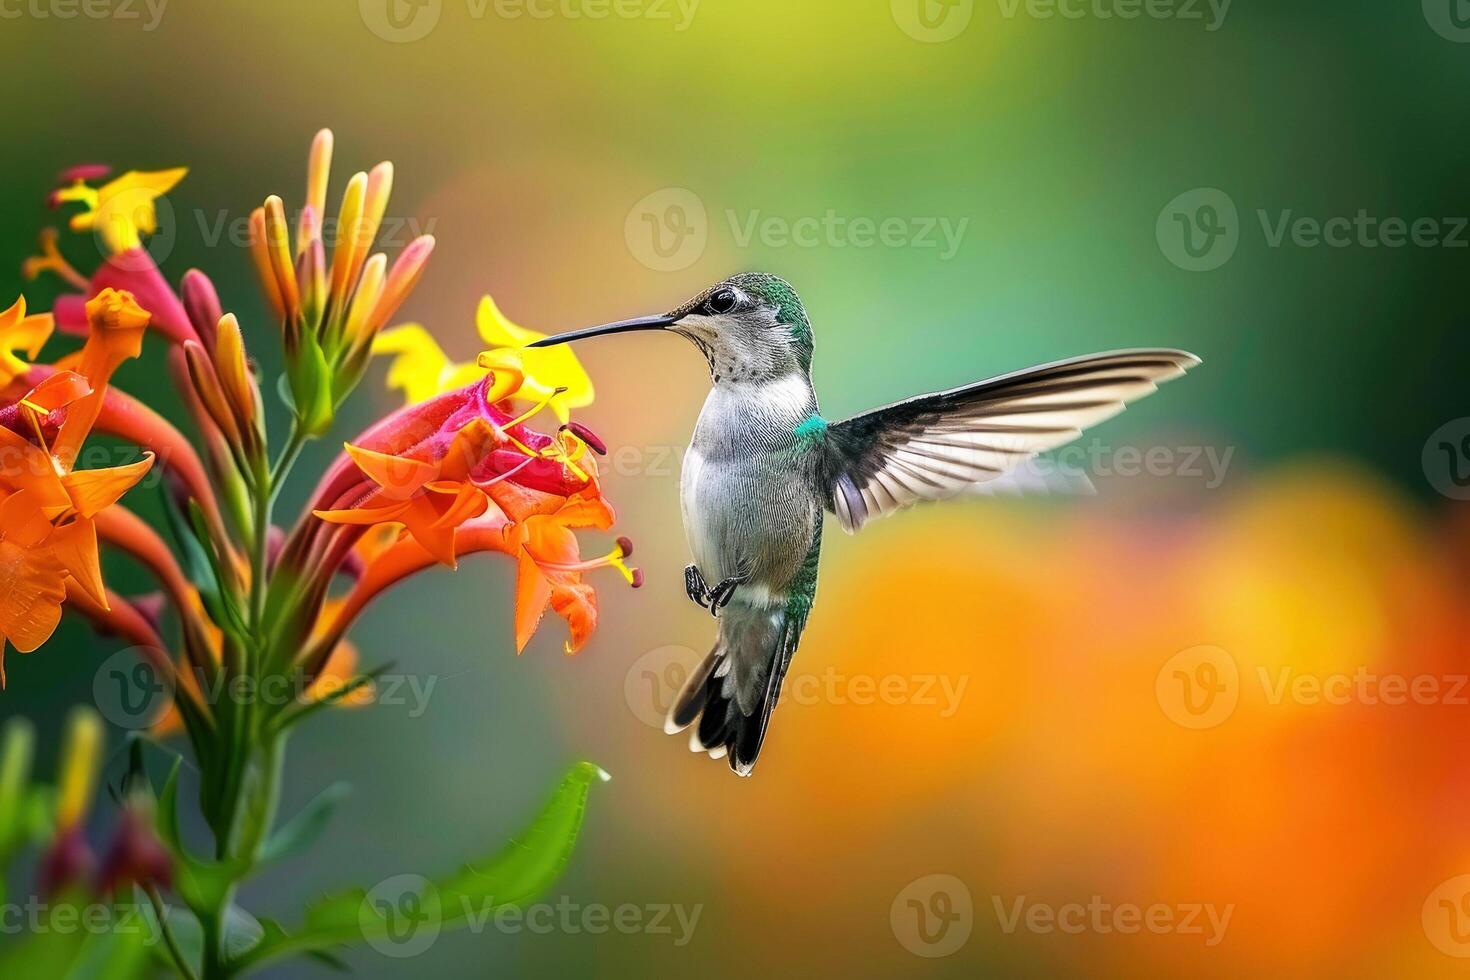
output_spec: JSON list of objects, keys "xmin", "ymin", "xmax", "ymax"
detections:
[{"xmin": 706, "ymin": 289, "xmax": 739, "ymax": 315}]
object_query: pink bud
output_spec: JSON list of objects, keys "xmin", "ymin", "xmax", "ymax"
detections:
[{"xmin": 181, "ymin": 269, "xmax": 222, "ymax": 353}]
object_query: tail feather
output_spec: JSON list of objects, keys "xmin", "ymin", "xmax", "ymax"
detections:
[{"xmin": 665, "ymin": 602, "xmax": 805, "ymax": 777}]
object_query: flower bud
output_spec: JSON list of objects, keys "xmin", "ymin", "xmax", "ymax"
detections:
[
  {"xmin": 249, "ymin": 207, "xmax": 285, "ymax": 320},
  {"xmin": 263, "ymin": 195, "xmax": 300, "ymax": 320},
  {"xmin": 183, "ymin": 339, "xmax": 241, "ymax": 446},
  {"xmin": 181, "ymin": 268, "xmax": 222, "ymax": 353},
  {"xmin": 328, "ymin": 171, "xmax": 368, "ymax": 303},
  {"xmin": 368, "ymin": 235, "xmax": 434, "ymax": 335},
  {"xmin": 213, "ymin": 314, "xmax": 263, "ymax": 442},
  {"xmin": 300, "ymin": 128, "xmax": 333, "ymax": 252},
  {"xmin": 97, "ymin": 804, "xmax": 172, "ymax": 896}
]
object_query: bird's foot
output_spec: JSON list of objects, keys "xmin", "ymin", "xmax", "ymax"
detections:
[
  {"xmin": 707, "ymin": 576, "xmax": 748, "ymax": 617},
  {"xmin": 684, "ymin": 564, "xmax": 710, "ymax": 608}
]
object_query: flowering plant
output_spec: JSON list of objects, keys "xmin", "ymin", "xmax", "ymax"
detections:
[{"xmin": 0, "ymin": 132, "xmax": 637, "ymax": 977}]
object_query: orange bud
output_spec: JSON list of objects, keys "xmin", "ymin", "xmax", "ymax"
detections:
[
  {"xmin": 328, "ymin": 172, "xmax": 368, "ymax": 304},
  {"xmin": 183, "ymin": 339, "xmax": 241, "ymax": 445},
  {"xmin": 300, "ymin": 128, "xmax": 333, "ymax": 251},
  {"xmin": 249, "ymin": 207, "xmax": 284, "ymax": 319},
  {"xmin": 213, "ymin": 313, "xmax": 261, "ymax": 434},
  {"xmin": 343, "ymin": 252, "xmax": 386, "ymax": 344},
  {"xmin": 368, "ymin": 235, "xmax": 435, "ymax": 336},
  {"xmin": 263, "ymin": 195, "xmax": 300, "ymax": 318}
]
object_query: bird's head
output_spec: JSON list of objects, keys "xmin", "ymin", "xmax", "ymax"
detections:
[{"xmin": 529, "ymin": 273, "xmax": 814, "ymax": 383}]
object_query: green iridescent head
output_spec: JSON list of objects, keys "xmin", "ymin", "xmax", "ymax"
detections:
[{"xmin": 528, "ymin": 272, "xmax": 815, "ymax": 383}]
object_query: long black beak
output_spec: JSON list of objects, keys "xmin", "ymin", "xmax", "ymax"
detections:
[{"xmin": 527, "ymin": 314, "xmax": 676, "ymax": 348}]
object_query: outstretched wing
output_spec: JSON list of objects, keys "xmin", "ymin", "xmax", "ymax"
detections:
[{"xmin": 819, "ymin": 349, "xmax": 1200, "ymax": 533}]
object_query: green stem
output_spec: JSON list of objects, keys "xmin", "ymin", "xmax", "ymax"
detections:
[
  {"xmin": 268, "ymin": 424, "xmax": 308, "ymax": 508},
  {"xmin": 145, "ymin": 885, "xmax": 200, "ymax": 980}
]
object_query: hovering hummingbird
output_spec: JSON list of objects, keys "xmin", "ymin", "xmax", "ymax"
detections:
[{"xmin": 531, "ymin": 274, "xmax": 1199, "ymax": 776}]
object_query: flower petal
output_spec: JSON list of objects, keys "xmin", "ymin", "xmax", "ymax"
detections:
[
  {"xmin": 514, "ymin": 550, "xmax": 553, "ymax": 653},
  {"xmin": 344, "ymin": 442, "xmax": 438, "ymax": 499},
  {"xmin": 59, "ymin": 452, "xmax": 154, "ymax": 519},
  {"xmin": 46, "ymin": 517, "xmax": 106, "ymax": 608}
]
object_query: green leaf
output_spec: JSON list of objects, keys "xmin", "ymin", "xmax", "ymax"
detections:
[
  {"xmin": 64, "ymin": 923, "xmax": 154, "ymax": 980},
  {"xmin": 257, "ymin": 782, "xmax": 350, "ymax": 865},
  {"xmin": 157, "ymin": 761, "xmax": 246, "ymax": 916},
  {"xmin": 160, "ymin": 490, "xmax": 245, "ymax": 640},
  {"xmin": 286, "ymin": 333, "xmax": 335, "ymax": 436},
  {"xmin": 232, "ymin": 762, "xmax": 608, "ymax": 972}
]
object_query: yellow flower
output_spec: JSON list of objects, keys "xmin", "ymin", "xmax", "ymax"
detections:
[
  {"xmin": 372, "ymin": 294, "xmax": 594, "ymax": 422},
  {"xmin": 371, "ymin": 323, "xmax": 486, "ymax": 404},
  {"xmin": 0, "ymin": 295, "xmax": 54, "ymax": 388},
  {"xmin": 474, "ymin": 295, "xmax": 593, "ymax": 422},
  {"xmin": 52, "ymin": 167, "xmax": 188, "ymax": 254}
]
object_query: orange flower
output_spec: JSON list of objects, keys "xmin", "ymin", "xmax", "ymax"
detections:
[
  {"xmin": 312, "ymin": 418, "xmax": 499, "ymax": 567},
  {"xmin": 0, "ymin": 291, "xmax": 154, "ymax": 680}
]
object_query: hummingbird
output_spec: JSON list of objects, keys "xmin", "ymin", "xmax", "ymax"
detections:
[{"xmin": 531, "ymin": 273, "xmax": 1199, "ymax": 776}]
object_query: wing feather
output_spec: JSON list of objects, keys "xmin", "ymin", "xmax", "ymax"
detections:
[{"xmin": 819, "ymin": 348, "xmax": 1200, "ymax": 532}]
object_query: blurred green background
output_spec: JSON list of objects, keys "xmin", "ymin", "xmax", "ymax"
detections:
[{"xmin": 3, "ymin": 0, "xmax": 1469, "ymax": 976}]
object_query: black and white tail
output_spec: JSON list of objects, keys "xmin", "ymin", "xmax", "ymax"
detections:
[{"xmin": 665, "ymin": 602, "xmax": 806, "ymax": 777}]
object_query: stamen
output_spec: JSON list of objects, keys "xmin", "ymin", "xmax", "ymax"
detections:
[
  {"xmin": 565, "ymin": 422, "xmax": 607, "ymax": 456},
  {"xmin": 471, "ymin": 454, "xmax": 536, "ymax": 488},
  {"xmin": 22, "ymin": 229, "xmax": 89, "ymax": 290},
  {"xmin": 531, "ymin": 536, "xmax": 641, "ymax": 586},
  {"xmin": 500, "ymin": 385, "xmax": 567, "ymax": 431}
]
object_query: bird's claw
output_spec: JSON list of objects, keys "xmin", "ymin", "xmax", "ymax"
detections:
[
  {"xmin": 707, "ymin": 576, "xmax": 747, "ymax": 617},
  {"xmin": 684, "ymin": 564, "xmax": 710, "ymax": 608}
]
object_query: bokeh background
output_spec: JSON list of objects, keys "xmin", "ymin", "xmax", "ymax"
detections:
[{"xmin": 4, "ymin": 0, "xmax": 1470, "ymax": 976}]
